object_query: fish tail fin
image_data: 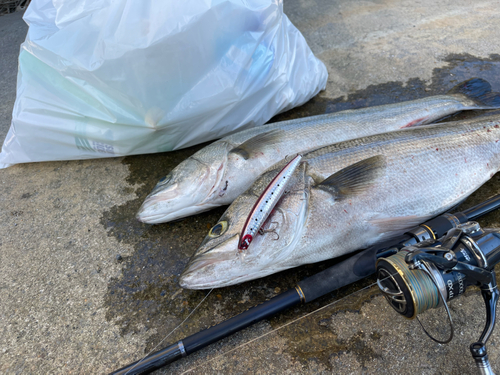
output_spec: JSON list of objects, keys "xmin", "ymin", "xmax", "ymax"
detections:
[
  {"xmin": 472, "ymin": 92, "xmax": 500, "ymax": 108},
  {"xmin": 448, "ymin": 78, "xmax": 500, "ymax": 108}
]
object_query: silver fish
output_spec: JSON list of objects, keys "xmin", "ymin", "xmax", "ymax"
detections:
[
  {"xmin": 137, "ymin": 78, "xmax": 500, "ymax": 224},
  {"xmin": 180, "ymin": 114, "xmax": 500, "ymax": 289}
]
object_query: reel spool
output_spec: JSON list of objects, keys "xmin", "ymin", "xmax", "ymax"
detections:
[
  {"xmin": 376, "ymin": 222, "xmax": 500, "ymax": 374},
  {"xmin": 376, "ymin": 250, "xmax": 442, "ymax": 319}
]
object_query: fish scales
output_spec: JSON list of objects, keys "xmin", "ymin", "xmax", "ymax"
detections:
[
  {"xmin": 137, "ymin": 78, "xmax": 500, "ymax": 224},
  {"xmin": 180, "ymin": 115, "xmax": 500, "ymax": 289},
  {"xmin": 294, "ymin": 122, "xmax": 498, "ymax": 265},
  {"xmin": 219, "ymin": 95, "xmax": 472, "ymax": 151}
]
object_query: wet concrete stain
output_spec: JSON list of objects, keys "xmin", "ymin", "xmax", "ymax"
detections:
[{"xmin": 101, "ymin": 53, "xmax": 500, "ymax": 371}]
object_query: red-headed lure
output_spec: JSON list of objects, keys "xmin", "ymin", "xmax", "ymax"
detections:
[{"xmin": 239, "ymin": 154, "xmax": 302, "ymax": 250}]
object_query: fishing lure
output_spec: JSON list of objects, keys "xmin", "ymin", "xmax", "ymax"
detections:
[{"xmin": 239, "ymin": 154, "xmax": 302, "ymax": 250}]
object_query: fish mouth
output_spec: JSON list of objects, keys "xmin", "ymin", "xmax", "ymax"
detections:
[
  {"xmin": 137, "ymin": 202, "xmax": 221, "ymax": 224},
  {"xmin": 179, "ymin": 234, "xmax": 243, "ymax": 289},
  {"xmin": 137, "ymin": 158, "xmax": 219, "ymax": 224},
  {"xmin": 179, "ymin": 272, "xmax": 250, "ymax": 289},
  {"xmin": 179, "ymin": 252, "xmax": 288, "ymax": 289}
]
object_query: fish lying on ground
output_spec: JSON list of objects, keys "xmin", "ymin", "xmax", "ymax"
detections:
[
  {"xmin": 137, "ymin": 78, "xmax": 500, "ymax": 224},
  {"xmin": 179, "ymin": 114, "xmax": 500, "ymax": 289}
]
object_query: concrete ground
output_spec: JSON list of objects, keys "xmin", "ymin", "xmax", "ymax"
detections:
[{"xmin": 2, "ymin": 1, "xmax": 500, "ymax": 374}]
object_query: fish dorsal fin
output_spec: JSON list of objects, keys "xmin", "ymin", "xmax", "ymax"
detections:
[
  {"xmin": 229, "ymin": 129, "xmax": 285, "ymax": 160},
  {"xmin": 318, "ymin": 155, "xmax": 385, "ymax": 200}
]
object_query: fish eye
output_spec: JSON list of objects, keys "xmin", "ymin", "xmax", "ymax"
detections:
[
  {"xmin": 158, "ymin": 174, "xmax": 171, "ymax": 184},
  {"xmin": 209, "ymin": 221, "xmax": 228, "ymax": 238}
]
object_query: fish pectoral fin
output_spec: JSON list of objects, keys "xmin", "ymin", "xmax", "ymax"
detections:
[
  {"xmin": 318, "ymin": 155, "xmax": 385, "ymax": 200},
  {"xmin": 229, "ymin": 129, "xmax": 286, "ymax": 160}
]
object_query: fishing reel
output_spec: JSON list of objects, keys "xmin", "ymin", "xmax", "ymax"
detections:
[{"xmin": 376, "ymin": 222, "xmax": 500, "ymax": 375}]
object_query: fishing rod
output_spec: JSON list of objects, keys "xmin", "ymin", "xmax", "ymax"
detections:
[{"xmin": 111, "ymin": 194, "xmax": 500, "ymax": 375}]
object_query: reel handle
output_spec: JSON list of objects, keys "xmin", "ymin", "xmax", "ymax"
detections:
[
  {"xmin": 470, "ymin": 343, "xmax": 495, "ymax": 375},
  {"xmin": 470, "ymin": 276, "xmax": 499, "ymax": 375},
  {"xmin": 378, "ymin": 223, "xmax": 500, "ymax": 374},
  {"xmin": 478, "ymin": 277, "xmax": 499, "ymax": 345}
]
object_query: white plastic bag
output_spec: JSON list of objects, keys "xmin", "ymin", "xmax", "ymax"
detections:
[{"xmin": 0, "ymin": 0, "xmax": 327, "ymax": 168}]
